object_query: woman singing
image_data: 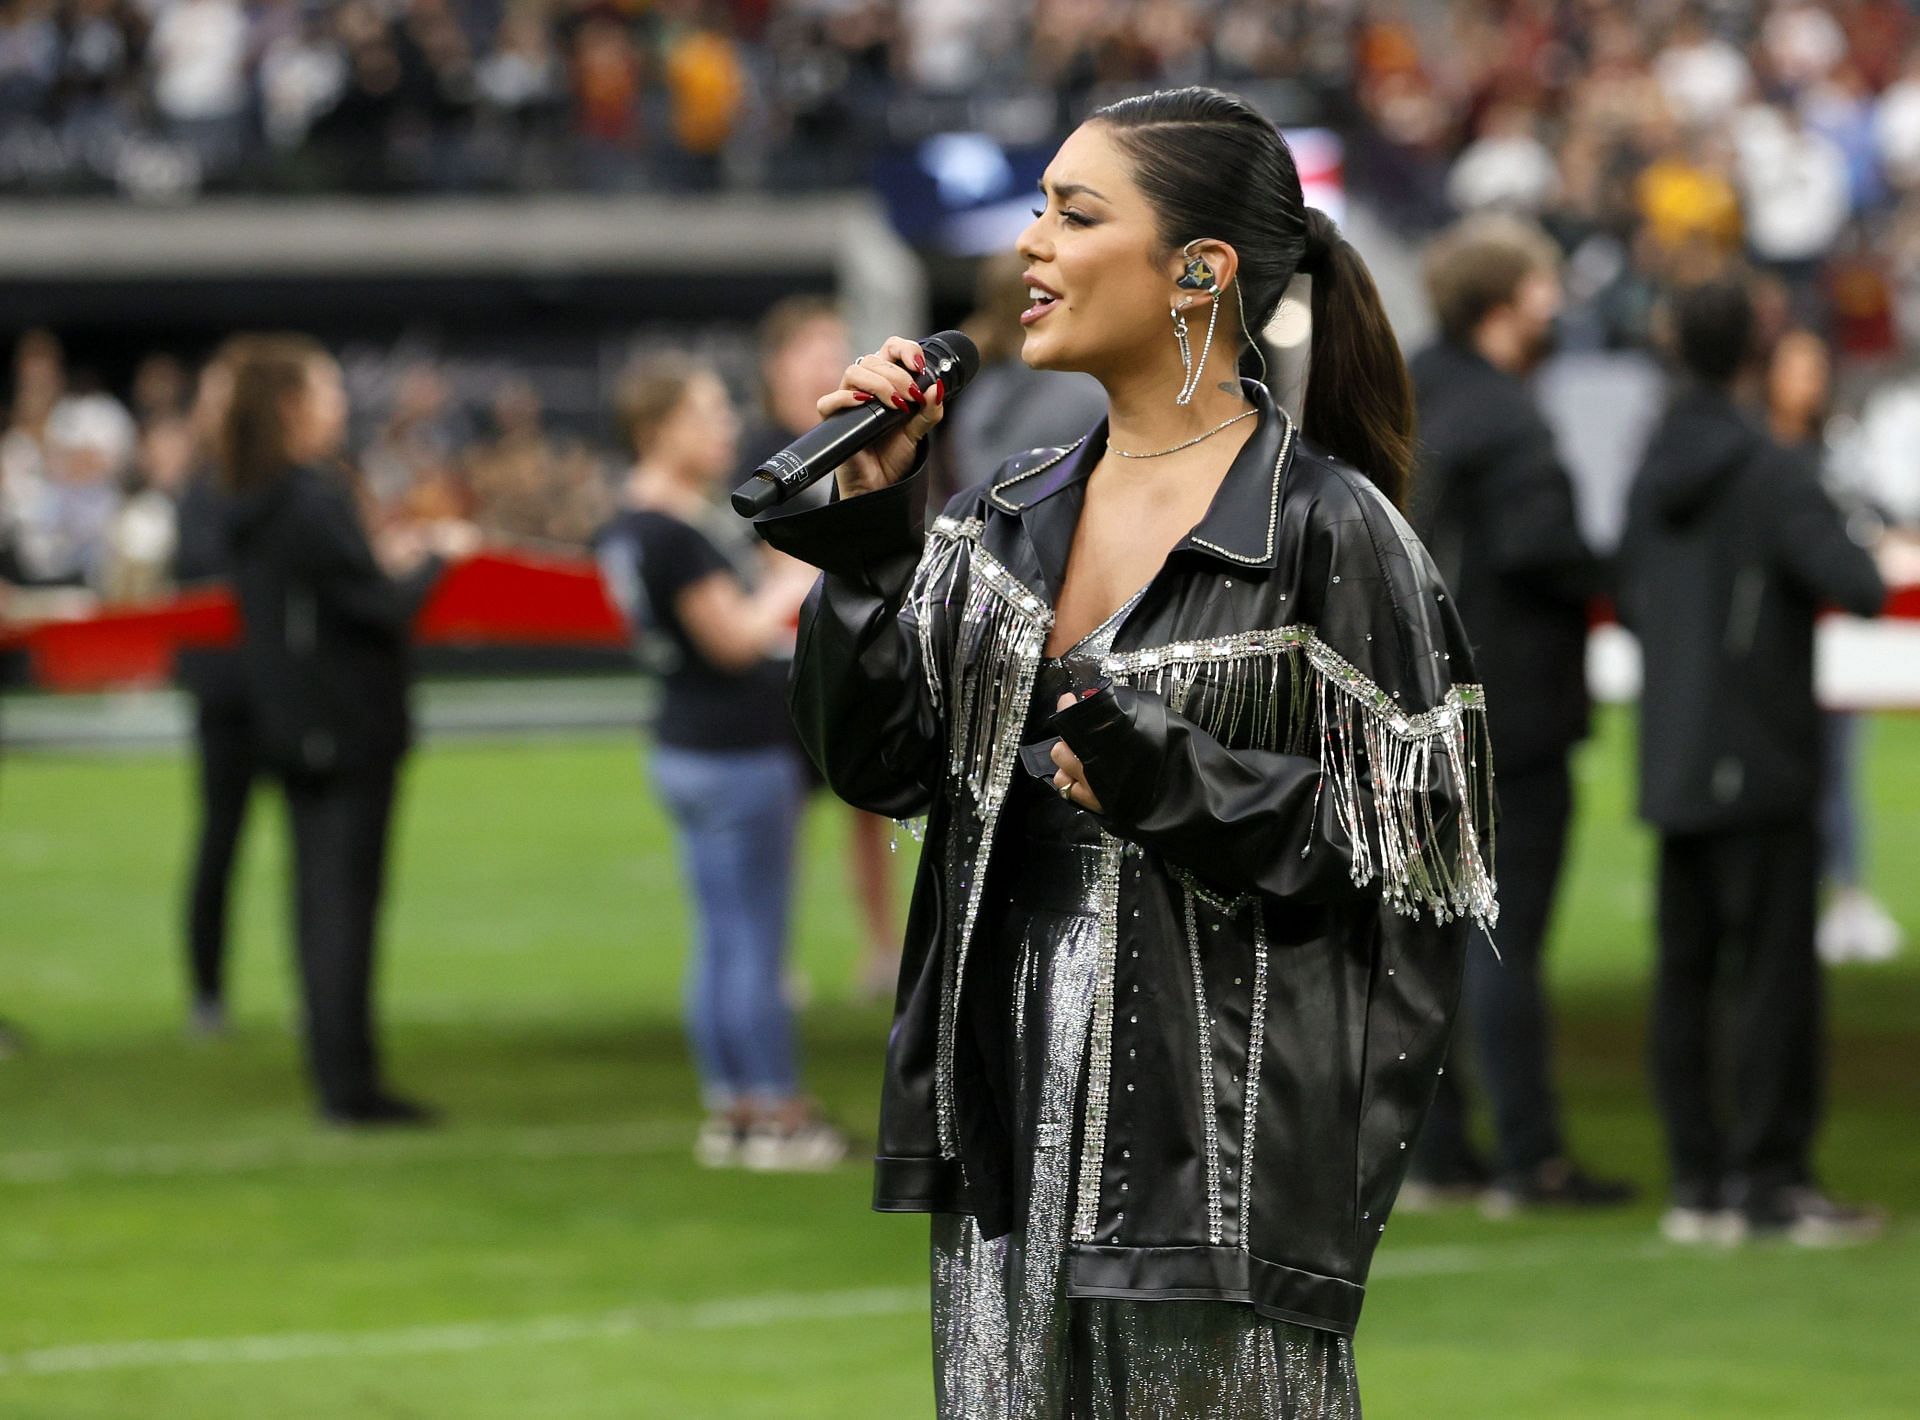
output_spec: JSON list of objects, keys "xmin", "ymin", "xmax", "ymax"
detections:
[{"xmin": 756, "ymin": 88, "xmax": 1497, "ymax": 1416}]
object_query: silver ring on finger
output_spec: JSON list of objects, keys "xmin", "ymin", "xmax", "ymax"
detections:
[{"xmin": 1058, "ymin": 781, "xmax": 1075, "ymax": 803}]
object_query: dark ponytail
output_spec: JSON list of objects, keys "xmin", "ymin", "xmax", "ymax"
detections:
[
  {"xmin": 1091, "ymin": 86, "xmax": 1416, "ymax": 507},
  {"xmin": 1298, "ymin": 206, "xmax": 1415, "ymax": 507}
]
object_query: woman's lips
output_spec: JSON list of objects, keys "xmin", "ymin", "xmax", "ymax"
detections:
[{"xmin": 1020, "ymin": 291, "xmax": 1061, "ymax": 326}]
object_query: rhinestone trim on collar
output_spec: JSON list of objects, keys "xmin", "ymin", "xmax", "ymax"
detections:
[
  {"xmin": 989, "ymin": 436, "xmax": 1090, "ymax": 512},
  {"xmin": 1185, "ymin": 409, "xmax": 1294, "ymax": 566}
]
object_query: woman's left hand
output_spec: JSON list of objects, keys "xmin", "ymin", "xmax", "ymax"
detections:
[{"xmin": 1050, "ymin": 693, "xmax": 1103, "ymax": 812}]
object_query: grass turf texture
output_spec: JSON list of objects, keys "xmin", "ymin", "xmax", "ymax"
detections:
[{"xmin": 0, "ymin": 705, "xmax": 1915, "ymax": 1419}]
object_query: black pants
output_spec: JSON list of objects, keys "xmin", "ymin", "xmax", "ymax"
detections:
[
  {"xmin": 1415, "ymin": 756, "xmax": 1572, "ymax": 1177},
  {"xmin": 186, "ymin": 708, "xmax": 258, "ymax": 1005},
  {"xmin": 1652, "ymin": 819, "xmax": 1822, "ymax": 1207},
  {"xmin": 281, "ymin": 759, "xmax": 401, "ymax": 1112}
]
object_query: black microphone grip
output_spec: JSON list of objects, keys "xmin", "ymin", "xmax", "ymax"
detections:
[
  {"xmin": 730, "ymin": 390, "xmax": 919, "ymax": 518},
  {"xmin": 731, "ymin": 330, "xmax": 979, "ymax": 518}
]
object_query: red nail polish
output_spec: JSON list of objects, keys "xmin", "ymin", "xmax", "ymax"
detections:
[
  {"xmin": 853, "ymin": 392, "xmax": 874, "ymax": 402},
  {"xmin": 931, "ymin": 378, "xmax": 946, "ymax": 404},
  {"xmin": 893, "ymin": 396, "xmax": 910, "ymax": 410},
  {"xmin": 914, "ymin": 353, "xmax": 927, "ymax": 372}
]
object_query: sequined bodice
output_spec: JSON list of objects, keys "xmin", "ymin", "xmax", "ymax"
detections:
[
  {"xmin": 1012, "ymin": 583, "xmax": 1150, "ymax": 839},
  {"xmin": 1031, "ymin": 583, "xmax": 1148, "ymax": 735}
]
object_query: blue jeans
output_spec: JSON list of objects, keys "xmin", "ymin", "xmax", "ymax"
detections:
[
  {"xmin": 1817, "ymin": 711, "xmax": 1863, "ymax": 886},
  {"xmin": 649, "ymin": 743, "xmax": 807, "ymax": 1108}
]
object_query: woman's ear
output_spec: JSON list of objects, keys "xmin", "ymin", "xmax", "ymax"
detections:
[{"xmin": 1171, "ymin": 240, "xmax": 1238, "ymax": 307}]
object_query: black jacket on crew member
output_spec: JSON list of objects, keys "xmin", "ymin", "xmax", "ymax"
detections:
[
  {"xmin": 224, "ymin": 460, "xmax": 445, "ymax": 1113},
  {"xmin": 226, "ymin": 463, "xmax": 442, "ymax": 777},
  {"xmin": 1404, "ymin": 338, "xmax": 1605, "ymax": 1184},
  {"xmin": 173, "ymin": 471, "xmax": 251, "ymax": 717},
  {"xmin": 1619, "ymin": 381, "xmax": 1885, "ymax": 834},
  {"xmin": 1407, "ymin": 339, "xmax": 1604, "ymax": 774},
  {"xmin": 174, "ymin": 468, "xmax": 259, "ymax": 1008}
]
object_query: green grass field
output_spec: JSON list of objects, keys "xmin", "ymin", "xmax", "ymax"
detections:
[{"xmin": 1, "ymin": 704, "xmax": 1916, "ymax": 1419}]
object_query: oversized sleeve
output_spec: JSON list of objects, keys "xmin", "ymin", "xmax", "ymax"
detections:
[
  {"xmin": 1053, "ymin": 477, "xmax": 1498, "ymax": 930},
  {"xmin": 289, "ymin": 480, "xmax": 442, "ymax": 638},
  {"xmin": 1760, "ymin": 444, "xmax": 1887, "ymax": 619},
  {"xmin": 752, "ymin": 442, "xmax": 960, "ymax": 819},
  {"xmin": 1476, "ymin": 409, "xmax": 1608, "ymax": 606}
]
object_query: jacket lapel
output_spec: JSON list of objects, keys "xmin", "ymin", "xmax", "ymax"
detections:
[
  {"xmin": 982, "ymin": 379, "xmax": 1297, "ymax": 617},
  {"xmin": 1168, "ymin": 380, "xmax": 1294, "ymax": 569}
]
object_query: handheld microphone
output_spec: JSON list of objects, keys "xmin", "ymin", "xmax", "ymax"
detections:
[{"xmin": 731, "ymin": 330, "xmax": 981, "ymax": 518}]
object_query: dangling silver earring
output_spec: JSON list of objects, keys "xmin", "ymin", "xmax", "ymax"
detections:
[
  {"xmin": 1171, "ymin": 302, "xmax": 1194, "ymax": 402},
  {"xmin": 1173, "ymin": 239, "xmax": 1222, "ymax": 405},
  {"xmin": 1175, "ymin": 294, "xmax": 1218, "ymax": 405}
]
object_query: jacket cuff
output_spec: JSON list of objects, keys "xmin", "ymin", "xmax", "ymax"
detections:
[
  {"xmin": 751, "ymin": 439, "xmax": 931, "ymax": 581},
  {"xmin": 1049, "ymin": 681, "xmax": 1156, "ymax": 823}
]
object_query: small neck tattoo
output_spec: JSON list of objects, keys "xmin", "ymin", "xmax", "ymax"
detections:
[{"xmin": 1107, "ymin": 407, "xmax": 1256, "ymax": 459}]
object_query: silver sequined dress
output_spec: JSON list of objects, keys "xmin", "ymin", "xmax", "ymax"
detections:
[{"xmin": 929, "ymin": 589, "xmax": 1362, "ymax": 1420}]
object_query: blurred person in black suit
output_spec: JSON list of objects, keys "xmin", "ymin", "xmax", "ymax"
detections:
[
  {"xmin": 219, "ymin": 335, "xmax": 477, "ymax": 1126},
  {"xmin": 1621, "ymin": 276, "xmax": 1920, "ymax": 1245},
  {"xmin": 1405, "ymin": 214, "xmax": 1635, "ymax": 1214},
  {"xmin": 172, "ymin": 338, "xmax": 256, "ymax": 1037}
]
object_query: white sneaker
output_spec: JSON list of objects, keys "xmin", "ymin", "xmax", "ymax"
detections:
[
  {"xmin": 693, "ymin": 1114, "xmax": 745, "ymax": 1169},
  {"xmin": 1659, "ymin": 1206, "xmax": 1742, "ymax": 1246},
  {"xmin": 1818, "ymin": 890, "xmax": 1906, "ymax": 966},
  {"xmin": 1742, "ymin": 1186, "xmax": 1888, "ymax": 1248},
  {"xmin": 740, "ymin": 1118, "xmax": 850, "ymax": 1173}
]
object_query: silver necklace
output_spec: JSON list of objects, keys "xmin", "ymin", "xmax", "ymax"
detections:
[{"xmin": 1108, "ymin": 408, "xmax": 1256, "ymax": 459}]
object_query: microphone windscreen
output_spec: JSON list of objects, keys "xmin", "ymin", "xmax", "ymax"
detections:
[{"xmin": 923, "ymin": 329, "xmax": 982, "ymax": 394}]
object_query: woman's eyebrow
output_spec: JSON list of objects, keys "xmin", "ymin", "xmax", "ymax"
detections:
[{"xmin": 1038, "ymin": 180, "xmax": 1108, "ymax": 202}]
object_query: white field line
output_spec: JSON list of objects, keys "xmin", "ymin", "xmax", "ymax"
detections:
[
  {"xmin": 0, "ymin": 1241, "xmax": 1679, "ymax": 1379},
  {"xmin": 0, "ymin": 1121, "xmax": 691, "ymax": 1185},
  {"xmin": 0, "ymin": 1287, "xmax": 925, "ymax": 1378}
]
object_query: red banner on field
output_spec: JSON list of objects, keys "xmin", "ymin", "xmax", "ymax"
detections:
[
  {"xmin": 3, "ymin": 556, "xmax": 1918, "ymax": 695},
  {"xmin": 1, "ymin": 553, "xmax": 630, "ymax": 691}
]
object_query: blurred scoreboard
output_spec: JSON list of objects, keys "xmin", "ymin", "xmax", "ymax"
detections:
[{"xmin": 877, "ymin": 127, "xmax": 1346, "ymax": 257}]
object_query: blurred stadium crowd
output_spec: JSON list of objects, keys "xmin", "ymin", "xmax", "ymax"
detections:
[
  {"xmin": 0, "ymin": 0, "xmax": 1913, "ymax": 256},
  {"xmin": 16, "ymin": 2, "xmax": 1920, "ymax": 604},
  {"xmin": 0, "ymin": 330, "xmax": 616, "ymax": 598}
]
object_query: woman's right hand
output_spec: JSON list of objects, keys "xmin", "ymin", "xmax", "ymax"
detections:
[
  {"xmin": 426, "ymin": 518, "xmax": 484, "ymax": 563},
  {"xmin": 1875, "ymin": 530, "xmax": 1920, "ymax": 590},
  {"xmin": 818, "ymin": 335, "xmax": 947, "ymax": 499}
]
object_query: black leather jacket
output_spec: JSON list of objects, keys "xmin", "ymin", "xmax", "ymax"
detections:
[
  {"xmin": 756, "ymin": 378, "xmax": 1495, "ymax": 1337},
  {"xmin": 227, "ymin": 463, "xmax": 442, "ymax": 777}
]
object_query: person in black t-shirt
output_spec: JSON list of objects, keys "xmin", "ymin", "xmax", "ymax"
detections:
[{"xmin": 596, "ymin": 355, "xmax": 846, "ymax": 1172}]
